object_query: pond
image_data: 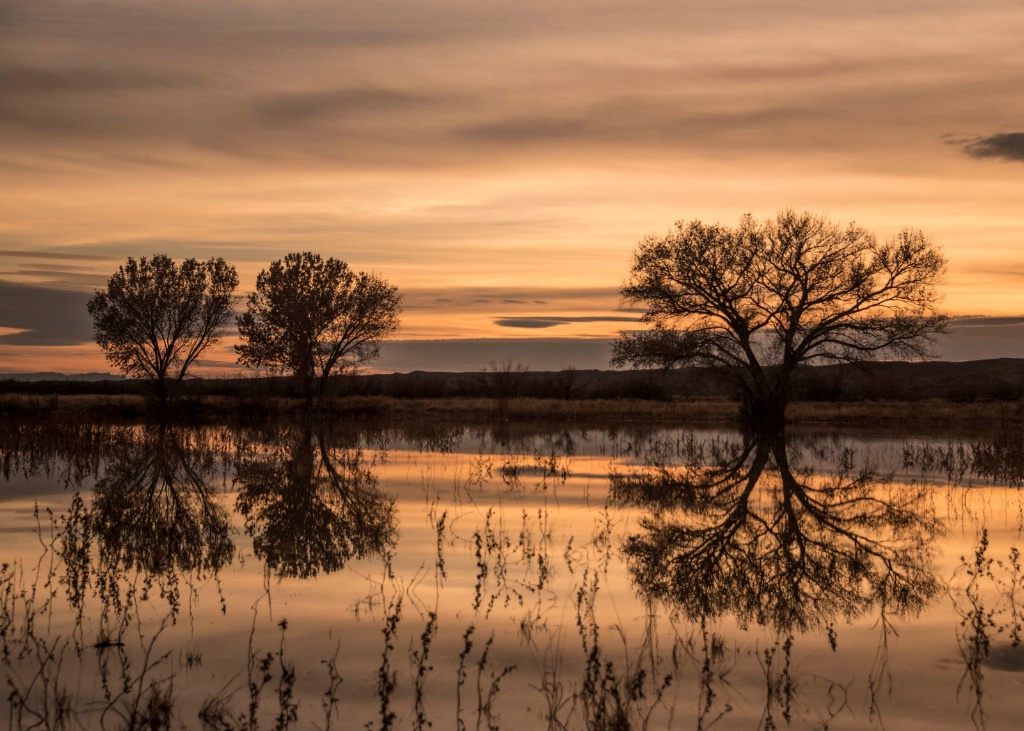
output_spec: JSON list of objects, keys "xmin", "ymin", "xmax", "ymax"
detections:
[{"xmin": 2, "ymin": 414, "xmax": 1023, "ymax": 729}]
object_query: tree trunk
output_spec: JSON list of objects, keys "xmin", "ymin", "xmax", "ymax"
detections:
[
  {"xmin": 155, "ymin": 376, "xmax": 168, "ymax": 411},
  {"xmin": 741, "ymin": 385, "xmax": 789, "ymax": 431},
  {"xmin": 316, "ymin": 373, "xmax": 329, "ymax": 415}
]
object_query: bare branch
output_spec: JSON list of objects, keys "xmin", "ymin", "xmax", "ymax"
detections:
[{"xmin": 612, "ymin": 210, "xmax": 949, "ymax": 422}]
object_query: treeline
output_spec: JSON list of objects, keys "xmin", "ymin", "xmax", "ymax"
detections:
[{"xmin": 4, "ymin": 359, "xmax": 1024, "ymax": 404}]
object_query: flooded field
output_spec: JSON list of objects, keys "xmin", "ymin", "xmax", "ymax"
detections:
[{"xmin": 2, "ymin": 414, "xmax": 1024, "ymax": 729}]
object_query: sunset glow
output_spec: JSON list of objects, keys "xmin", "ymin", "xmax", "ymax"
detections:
[{"xmin": 3, "ymin": 0, "xmax": 1024, "ymax": 374}]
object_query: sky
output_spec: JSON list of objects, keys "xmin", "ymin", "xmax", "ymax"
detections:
[{"xmin": 2, "ymin": 0, "xmax": 1023, "ymax": 375}]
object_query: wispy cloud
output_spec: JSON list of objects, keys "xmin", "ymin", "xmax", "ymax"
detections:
[
  {"xmin": 402, "ymin": 287, "xmax": 621, "ymax": 310},
  {"xmin": 962, "ymin": 132, "xmax": 1024, "ymax": 162},
  {"xmin": 0, "ymin": 250, "xmax": 118, "ymax": 262},
  {"xmin": 252, "ymin": 87, "xmax": 451, "ymax": 125},
  {"xmin": 3, "ymin": 0, "xmax": 1024, "ymax": 372},
  {"xmin": 951, "ymin": 316, "xmax": 1024, "ymax": 328},
  {"xmin": 495, "ymin": 316, "xmax": 640, "ymax": 329}
]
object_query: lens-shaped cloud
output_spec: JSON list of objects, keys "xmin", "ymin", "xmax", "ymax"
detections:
[{"xmin": 495, "ymin": 316, "xmax": 641, "ymax": 329}]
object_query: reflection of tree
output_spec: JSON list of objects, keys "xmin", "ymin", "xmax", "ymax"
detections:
[
  {"xmin": 55, "ymin": 422, "xmax": 233, "ymax": 629},
  {"xmin": 91, "ymin": 423, "xmax": 234, "ymax": 577},
  {"xmin": 614, "ymin": 429, "xmax": 940, "ymax": 633},
  {"xmin": 235, "ymin": 423, "xmax": 397, "ymax": 578}
]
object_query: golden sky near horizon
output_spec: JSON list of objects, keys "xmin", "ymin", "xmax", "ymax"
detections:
[{"xmin": 2, "ymin": 0, "xmax": 1023, "ymax": 373}]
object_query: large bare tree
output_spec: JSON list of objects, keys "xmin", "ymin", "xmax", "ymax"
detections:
[
  {"xmin": 235, "ymin": 252, "xmax": 401, "ymax": 410},
  {"xmin": 612, "ymin": 210, "xmax": 950, "ymax": 424},
  {"xmin": 87, "ymin": 255, "xmax": 239, "ymax": 406}
]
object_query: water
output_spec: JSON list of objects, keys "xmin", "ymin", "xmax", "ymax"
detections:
[{"xmin": 2, "ymin": 414, "xmax": 1023, "ymax": 729}]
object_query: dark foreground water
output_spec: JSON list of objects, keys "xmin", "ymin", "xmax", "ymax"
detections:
[{"xmin": 2, "ymin": 414, "xmax": 1024, "ymax": 730}]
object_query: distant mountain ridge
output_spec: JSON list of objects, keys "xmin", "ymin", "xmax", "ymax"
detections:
[{"xmin": 0, "ymin": 372, "xmax": 125, "ymax": 382}]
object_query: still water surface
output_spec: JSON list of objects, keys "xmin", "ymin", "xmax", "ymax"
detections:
[{"xmin": 2, "ymin": 415, "xmax": 1023, "ymax": 729}]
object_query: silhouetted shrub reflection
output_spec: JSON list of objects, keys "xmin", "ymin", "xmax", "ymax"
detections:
[
  {"xmin": 235, "ymin": 422, "xmax": 397, "ymax": 578},
  {"xmin": 0, "ymin": 417, "xmax": 129, "ymax": 488},
  {"xmin": 95, "ymin": 423, "xmax": 233, "ymax": 576},
  {"xmin": 613, "ymin": 429, "xmax": 941, "ymax": 632},
  {"xmin": 57, "ymin": 422, "xmax": 233, "ymax": 619}
]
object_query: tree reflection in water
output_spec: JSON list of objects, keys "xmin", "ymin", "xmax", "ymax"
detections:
[
  {"xmin": 235, "ymin": 421, "xmax": 397, "ymax": 578},
  {"xmin": 91, "ymin": 422, "xmax": 233, "ymax": 577},
  {"xmin": 59, "ymin": 422, "xmax": 234, "ymax": 620},
  {"xmin": 614, "ymin": 428, "xmax": 941, "ymax": 632},
  {"xmin": 611, "ymin": 427, "xmax": 943, "ymax": 727}
]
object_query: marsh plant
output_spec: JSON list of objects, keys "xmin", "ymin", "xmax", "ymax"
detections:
[{"xmin": 3, "ymin": 415, "xmax": 1024, "ymax": 729}]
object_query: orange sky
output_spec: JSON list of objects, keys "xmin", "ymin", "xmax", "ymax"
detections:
[{"xmin": 2, "ymin": 0, "xmax": 1024, "ymax": 374}]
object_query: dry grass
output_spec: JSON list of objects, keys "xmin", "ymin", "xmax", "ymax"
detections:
[
  {"xmin": 3, "ymin": 392, "xmax": 1023, "ymax": 426},
  {"xmin": 0, "ymin": 393, "xmax": 147, "ymax": 414},
  {"xmin": 785, "ymin": 399, "xmax": 1024, "ymax": 426},
  {"xmin": 326, "ymin": 396, "xmax": 740, "ymax": 422}
]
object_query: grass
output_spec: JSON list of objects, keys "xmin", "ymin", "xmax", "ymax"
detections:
[
  {"xmin": 5, "ymin": 428, "xmax": 1021, "ymax": 729},
  {"xmin": 3, "ymin": 391, "xmax": 1024, "ymax": 427}
]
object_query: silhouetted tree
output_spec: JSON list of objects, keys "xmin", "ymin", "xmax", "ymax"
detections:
[
  {"xmin": 484, "ymin": 358, "xmax": 529, "ymax": 400},
  {"xmin": 87, "ymin": 255, "xmax": 239, "ymax": 407},
  {"xmin": 235, "ymin": 252, "xmax": 401, "ymax": 410},
  {"xmin": 611, "ymin": 210, "xmax": 949, "ymax": 425}
]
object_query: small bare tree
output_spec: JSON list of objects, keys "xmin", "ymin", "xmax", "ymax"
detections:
[
  {"xmin": 87, "ymin": 255, "xmax": 239, "ymax": 407},
  {"xmin": 235, "ymin": 252, "xmax": 401, "ymax": 411},
  {"xmin": 484, "ymin": 358, "xmax": 529, "ymax": 400},
  {"xmin": 612, "ymin": 210, "xmax": 950, "ymax": 425}
]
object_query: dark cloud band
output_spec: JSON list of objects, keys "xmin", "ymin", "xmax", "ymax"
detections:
[
  {"xmin": 495, "ymin": 316, "xmax": 641, "ymax": 329},
  {"xmin": 0, "ymin": 281, "xmax": 93, "ymax": 345},
  {"xmin": 963, "ymin": 132, "xmax": 1024, "ymax": 162}
]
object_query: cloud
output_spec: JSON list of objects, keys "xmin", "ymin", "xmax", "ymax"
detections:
[
  {"xmin": 6, "ymin": 0, "xmax": 1020, "ymax": 175},
  {"xmin": 495, "ymin": 316, "xmax": 641, "ymax": 329},
  {"xmin": 0, "ymin": 64, "xmax": 186, "ymax": 95},
  {"xmin": 252, "ymin": 87, "xmax": 445, "ymax": 124},
  {"xmin": 0, "ymin": 249, "xmax": 117, "ymax": 262},
  {"xmin": 962, "ymin": 133, "xmax": 1024, "ymax": 162},
  {"xmin": 402, "ymin": 286, "xmax": 620, "ymax": 310},
  {"xmin": 377, "ymin": 338, "xmax": 615, "ymax": 372},
  {"xmin": 495, "ymin": 319, "xmax": 560, "ymax": 329},
  {"xmin": 0, "ymin": 281, "xmax": 94, "ymax": 345},
  {"xmin": 939, "ymin": 316, "xmax": 1024, "ymax": 361},
  {"xmin": 951, "ymin": 316, "xmax": 1024, "ymax": 328},
  {"xmin": 38, "ymin": 238, "xmax": 280, "ymax": 264}
]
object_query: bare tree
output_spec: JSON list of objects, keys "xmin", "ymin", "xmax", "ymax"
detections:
[
  {"xmin": 87, "ymin": 255, "xmax": 239, "ymax": 407},
  {"xmin": 484, "ymin": 358, "xmax": 530, "ymax": 400},
  {"xmin": 612, "ymin": 210, "xmax": 949, "ymax": 424},
  {"xmin": 235, "ymin": 252, "xmax": 401, "ymax": 410}
]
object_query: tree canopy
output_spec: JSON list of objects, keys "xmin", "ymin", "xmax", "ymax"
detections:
[
  {"xmin": 87, "ymin": 255, "xmax": 239, "ymax": 405},
  {"xmin": 235, "ymin": 252, "xmax": 401, "ymax": 408},
  {"xmin": 612, "ymin": 210, "xmax": 949, "ymax": 423}
]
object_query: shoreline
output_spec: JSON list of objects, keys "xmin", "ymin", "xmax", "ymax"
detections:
[{"xmin": 2, "ymin": 393, "xmax": 1022, "ymax": 427}]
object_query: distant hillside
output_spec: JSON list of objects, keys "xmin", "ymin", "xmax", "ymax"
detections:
[
  {"xmin": 347, "ymin": 359, "xmax": 1024, "ymax": 403},
  {"xmin": 0, "ymin": 372, "xmax": 125, "ymax": 382}
]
